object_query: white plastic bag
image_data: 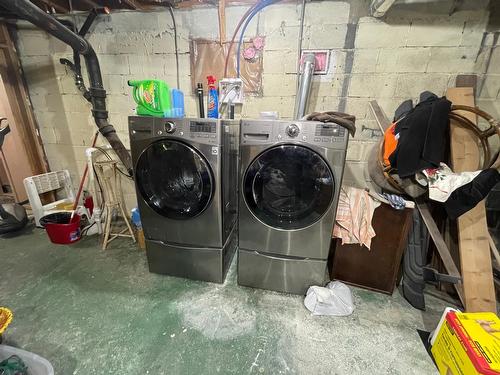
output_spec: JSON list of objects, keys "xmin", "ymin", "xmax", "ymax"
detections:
[{"xmin": 304, "ymin": 281, "xmax": 354, "ymax": 316}]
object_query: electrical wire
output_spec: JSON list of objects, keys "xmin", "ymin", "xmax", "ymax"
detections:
[
  {"xmin": 94, "ymin": 146, "xmax": 112, "ymax": 159},
  {"xmin": 92, "ymin": 163, "xmax": 105, "ymax": 211},
  {"xmin": 167, "ymin": 4, "xmax": 180, "ymax": 89},
  {"xmin": 236, "ymin": 0, "xmax": 279, "ymax": 77},
  {"xmin": 296, "ymin": 0, "xmax": 306, "ymax": 90},
  {"xmin": 81, "ymin": 220, "xmax": 96, "ymax": 236},
  {"xmin": 223, "ymin": 4, "xmax": 260, "ymax": 78},
  {"xmin": 236, "ymin": 3, "xmax": 267, "ymax": 77},
  {"xmin": 94, "ymin": 146, "xmax": 133, "ymax": 179}
]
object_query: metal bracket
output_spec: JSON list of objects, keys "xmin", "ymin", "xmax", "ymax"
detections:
[{"xmin": 423, "ymin": 266, "xmax": 462, "ymax": 285}]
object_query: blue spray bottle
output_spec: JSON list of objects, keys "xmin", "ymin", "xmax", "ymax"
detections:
[{"xmin": 207, "ymin": 75, "xmax": 219, "ymax": 118}]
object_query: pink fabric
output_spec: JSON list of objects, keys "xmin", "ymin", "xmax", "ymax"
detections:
[
  {"xmin": 333, "ymin": 187, "xmax": 380, "ymax": 250},
  {"xmin": 252, "ymin": 36, "xmax": 265, "ymax": 50},
  {"xmin": 243, "ymin": 46, "xmax": 256, "ymax": 60}
]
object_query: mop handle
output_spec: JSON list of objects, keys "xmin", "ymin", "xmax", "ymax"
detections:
[{"xmin": 71, "ymin": 132, "xmax": 99, "ymax": 220}]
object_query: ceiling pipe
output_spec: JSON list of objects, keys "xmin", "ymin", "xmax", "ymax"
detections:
[{"xmin": 2, "ymin": 0, "xmax": 133, "ymax": 175}]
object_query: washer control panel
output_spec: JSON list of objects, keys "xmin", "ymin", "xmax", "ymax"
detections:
[
  {"xmin": 189, "ymin": 120, "xmax": 218, "ymax": 140},
  {"xmin": 163, "ymin": 121, "xmax": 176, "ymax": 134},
  {"xmin": 286, "ymin": 124, "xmax": 300, "ymax": 138},
  {"xmin": 129, "ymin": 117, "xmax": 223, "ymax": 145}
]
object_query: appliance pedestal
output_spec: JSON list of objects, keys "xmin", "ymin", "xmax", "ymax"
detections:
[
  {"xmin": 146, "ymin": 225, "xmax": 237, "ymax": 283},
  {"xmin": 238, "ymin": 248, "xmax": 327, "ymax": 295}
]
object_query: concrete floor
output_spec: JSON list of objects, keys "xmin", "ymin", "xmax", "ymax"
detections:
[{"xmin": 0, "ymin": 225, "xmax": 451, "ymax": 374}]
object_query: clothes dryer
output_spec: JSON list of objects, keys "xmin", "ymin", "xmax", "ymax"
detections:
[{"xmin": 238, "ymin": 119, "xmax": 348, "ymax": 294}]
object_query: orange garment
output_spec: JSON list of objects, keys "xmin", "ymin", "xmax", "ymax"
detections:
[{"xmin": 383, "ymin": 122, "xmax": 398, "ymax": 167}]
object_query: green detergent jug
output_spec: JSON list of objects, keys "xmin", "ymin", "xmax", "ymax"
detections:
[{"xmin": 128, "ymin": 79, "xmax": 171, "ymax": 117}]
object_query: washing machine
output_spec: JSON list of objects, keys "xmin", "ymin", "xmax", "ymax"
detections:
[
  {"xmin": 238, "ymin": 119, "xmax": 348, "ymax": 294},
  {"xmin": 129, "ymin": 117, "xmax": 239, "ymax": 283}
]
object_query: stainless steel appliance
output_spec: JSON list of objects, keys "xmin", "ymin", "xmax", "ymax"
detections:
[
  {"xmin": 238, "ymin": 119, "xmax": 348, "ymax": 294},
  {"xmin": 129, "ymin": 117, "xmax": 239, "ymax": 283}
]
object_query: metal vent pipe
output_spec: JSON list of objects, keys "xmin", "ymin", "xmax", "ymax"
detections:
[{"xmin": 293, "ymin": 53, "xmax": 316, "ymax": 120}]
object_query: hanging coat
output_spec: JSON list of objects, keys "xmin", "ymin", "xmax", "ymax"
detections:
[{"xmin": 389, "ymin": 96, "xmax": 452, "ymax": 178}]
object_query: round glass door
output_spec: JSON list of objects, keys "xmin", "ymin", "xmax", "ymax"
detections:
[
  {"xmin": 135, "ymin": 140, "xmax": 214, "ymax": 220},
  {"xmin": 243, "ymin": 144, "xmax": 335, "ymax": 230}
]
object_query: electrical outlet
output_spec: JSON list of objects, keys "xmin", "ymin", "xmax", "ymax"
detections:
[
  {"xmin": 300, "ymin": 50, "xmax": 331, "ymax": 74},
  {"xmin": 219, "ymin": 78, "xmax": 244, "ymax": 104}
]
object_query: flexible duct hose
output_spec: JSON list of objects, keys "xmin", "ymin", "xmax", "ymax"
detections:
[{"xmin": 3, "ymin": 0, "xmax": 133, "ymax": 175}]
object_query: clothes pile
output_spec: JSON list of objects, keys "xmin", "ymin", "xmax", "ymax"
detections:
[
  {"xmin": 333, "ymin": 187, "xmax": 380, "ymax": 249},
  {"xmin": 422, "ymin": 163, "xmax": 500, "ymax": 219},
  {"xmin": 383, "ymin": 92, "xmax": 500, "ymax": 219},
  {"xmin": 333, "ymin": 187, "xmax": 414, "ymax": 249}
]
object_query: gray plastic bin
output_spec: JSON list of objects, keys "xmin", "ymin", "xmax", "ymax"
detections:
[{"xmin": 0, "ymin": 345, "xmax": 54, "ymax": 375}]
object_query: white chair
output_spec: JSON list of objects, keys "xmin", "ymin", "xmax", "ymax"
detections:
[{"xmin": 23, "ymin": 170, "xmax": 76, "ymax": 227}]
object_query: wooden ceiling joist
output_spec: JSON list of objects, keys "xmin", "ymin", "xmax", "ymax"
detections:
[
  {"xmin": 38, "ymin": 0, "xmax": 69, "ymax": 13},
  {"xmin": 120, "ymin": 0, "xmax": 142, "ymax": 10},
  {"xmin": 78, "ymin": 0, "xmax": 100, "ymax": 8},
  {"xmin": 0, "ymin": 0, "xmax": 260, "ymax": 16}
]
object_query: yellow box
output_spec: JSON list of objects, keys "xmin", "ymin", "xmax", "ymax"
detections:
[{"xmin": 431, "ymin": 311, "xmax": 500, "ymax": 375}]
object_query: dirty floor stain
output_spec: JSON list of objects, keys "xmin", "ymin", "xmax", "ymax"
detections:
[{"xmin": 0, "ymin": 225, "xmax": 447, "ymax": 374}]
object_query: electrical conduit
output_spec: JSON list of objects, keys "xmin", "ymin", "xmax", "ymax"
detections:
[{"xmin": 236, "ymin": 0, "xmax": 280, "ymax": 77}]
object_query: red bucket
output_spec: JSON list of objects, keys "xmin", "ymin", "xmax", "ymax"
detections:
[{"xmin": 40, "ymin": 212, "xmax": 81, "ymax": 244}]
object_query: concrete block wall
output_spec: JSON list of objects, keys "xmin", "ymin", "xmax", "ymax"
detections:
[
  {"xmin": 14, "ymin": 0, "xmax": 498, "ymax": 207},
  {"xmin": 344, "ymin": 3, "xmax": 493, "ymax": 188}
]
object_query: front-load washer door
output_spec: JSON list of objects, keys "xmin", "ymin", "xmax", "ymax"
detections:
[
  {"xmin": 243, "ymin": 144, "xmax": 334, "ymax": 229},
  {"xmin": 240, "ymin": 144, "xmax": 336, "ymax": 259},
  {"xmin": 135, "ymin": 139, "xmax": 223, "ymax": 248},
  {"xmin": 136, "ymin": 139, "xmax": 214, "ymax": 220}
]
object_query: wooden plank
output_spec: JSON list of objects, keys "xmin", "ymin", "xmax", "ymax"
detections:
[
  {"xmin": 416, "ymin": 201, "xmax": 464, "ymax": 305},
  {"xmin": 65, "ymin": 0, "xmax": 101, "ymax": 10},
  {"xmin": 446, "ymin": 87, "xmax": 496, "ymax": 312},
  {"xmin": 489, "ymin": 233, "xmax": 500, "ymax": 266},
  {"xmin": 177, "ymin": 0, "xmax": 259, "ymax": 8},
  {"xmin": 31, "ymin": 0, "xmax": 51, "ymax": 13},
  {"xmin": 0, "ymin": 24, "xmax": 50, "ymax": 201},
  {"xmin": 37, "ymin": 0, "xmax": 68, "ymax": 13},
  {"xmin": 456, "ymin": 74, "xmax": 477, "ymax": 92},
  {"xmin": 0, "ymin": 24, "xmax": 49, "ymax": 176},
  {"xmin": 371, "ymin": 0, "xmax": 397, "ymax": 17},
  {"xmin": 218, "ymin": 0, "xmax": 226, "ymax": 45},
  {"xmin": 369, "ymin": 100, "xmax": 391, "ymax": 132},
  {"xmin": 120, "ymin": 0, "xmax": 142, "ymax": 10}
]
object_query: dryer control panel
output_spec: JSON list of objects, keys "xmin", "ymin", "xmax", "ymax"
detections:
[{"xmin": 240, "ymin": 120, "xmax": 349, "ymax": 149}]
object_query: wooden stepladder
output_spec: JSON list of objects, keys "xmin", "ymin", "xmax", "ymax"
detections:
[{"xmin": 94, "ymin": 160, "xmax": 135, "ymax": 250}]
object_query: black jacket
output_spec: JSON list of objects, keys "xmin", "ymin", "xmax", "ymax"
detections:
[{"xmin": 389, "ymin": 96, "xmax": 451, "ymax": 178}]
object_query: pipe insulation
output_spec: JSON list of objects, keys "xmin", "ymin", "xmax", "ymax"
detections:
[{"xmin": 3, "ymin": 0, "xmax": 133, "ymax": 175}]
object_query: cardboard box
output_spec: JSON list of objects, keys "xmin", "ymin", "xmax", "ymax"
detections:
[{"xmin": 431, "ymin": 311, "xmax": 500, "ymax": 375}]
